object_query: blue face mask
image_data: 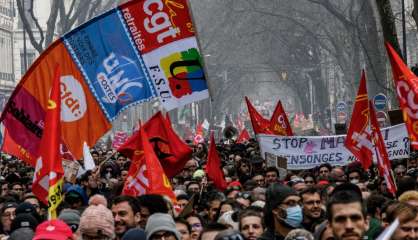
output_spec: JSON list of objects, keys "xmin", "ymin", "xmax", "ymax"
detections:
[{"xmin": 285, "ymin": 205, "xmax": 303, "ymax": 228}]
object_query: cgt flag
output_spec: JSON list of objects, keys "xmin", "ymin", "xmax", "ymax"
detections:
[
  {"xmin": 245, "ymin": 97, "xmax": 272, "ymax": 135},
  {"xmin": 370, "ymin": 101, "xmax": 397, "ymax": 196},
  {"xmin": 385, "ymin": 43, "xmax": 418, "ymax": 149},
  {"xmin": 119, "ymin": 112, "xmax": 192, "ymax": 178},
  {"xmin": 270, "ymin": 100, "xmax": 293, "ymax": 136},
  {"xmin": 345, "ymin": 70, "xmax": 373, "ymax": 170},
  {"xmin": 31, "ymin": 66, "xmax": 64, "ymax": 219},
  {"xmin": 121, "ymin": 124, "xmax": 175, "ymax": 201}
]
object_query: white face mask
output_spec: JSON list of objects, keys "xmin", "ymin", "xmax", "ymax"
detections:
[{"xmin": 350, "ymin": 179, "xmax": 359, "ymax": 184}]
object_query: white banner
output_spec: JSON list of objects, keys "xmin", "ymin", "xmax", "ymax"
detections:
[{"xmin": 258, "ymin": 124, "xmax": 410, "ymax": 170}]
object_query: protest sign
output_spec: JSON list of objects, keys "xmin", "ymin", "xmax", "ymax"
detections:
[{"xmin": 258, "ymin": 124, "xmax": 409, "ymax": 170}]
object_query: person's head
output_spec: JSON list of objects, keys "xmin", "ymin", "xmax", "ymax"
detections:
[
  {"xmin": 303, "ymin": 174, "xmax": 316, "ymax": 187},
  {"xmin": 265, "ymin": 167, "xmax": 279, "ymax": 185},
  {"xmin": 300, "ymin": 187, "xmax": 322, "ymax": 221},
  {"xmin": 116, "ymin": 154, "xmax": 127, "ymax": 167},
  {"xmin": 288, "ymin": 178, "xmax": 306, "ymax": 193},
  {"xmin": 23, "ymin": 193, "xmax": 41, "ymax": 214},
  {"xmin": 58, "ymin": 209, "xmax": 80, "ymax": 233},
  {"xmin": 366, "ymin": 194, "xmax": 387, "ymax": 221},
  {"xmin": 400, "ymin": 191, "xmax": 418, "ymax": 208},
  {"xmin": 318, "ymin": 164, "xmax": 332, "ymax": 179},
  {"xmin": 138, "ymin": 194, "xmax": 170, "ymax": 229},
  {"xmin": 80, "ymin": 171, "xmax": 98, "ymax": 190},
  {"xmin": 10, "ymin": 182, "xmax": 24, "ymax": 200},
  {"xmin": 111, "ymin": 195, "xmax": 141, "ymax": 238},
  {"xmin": 206, "ymin": 192, "xmax": 225, "ymax": 223},
  {"xmin": 176, "ymin": 218, "xmax": 192, "ymax": 240},
  {"xmin": 79, "ymin": 204, "xmax": 115, "ymax": 240},
  {"xmin": 387, "ymin": 202, "xmax": 418, "ymax": 240},
  {"xmin": 408, "ymin": 157, "xmax": 418, "ymax": 170},
  {"xmin": 327, "ymin": 184, "xmax": 368, "ymax": 240},
  {"xmin": 65, "ymin": 187, "xmax": 87, "ymax": 209},
  {"xmin": 177, "ymin": 194, "xmax": 190, "ymax": 213},
  {"xmin": 251, "ymin": 174, "xmax": 265, "ymax": 188},
  {"xmin": 187, "ymin": 182, "xmax": 201, "ymax": 195},
  {"xmin": 33, "ymin": 219, "xmax": 74, "ymax": 240},
  {"xmin": 347, "ymin": 168, "xmax": 363, "ymax": 184},
  {"xmin": 264, "ymin": 183, "xmax": 302, "ymax": 231},
  {"xmin": 1, "ymin": 202, "xmax": 17, "ymax": 233},
  {"xmin": 214, "ymin": 229, "xmax": 244, "ymax": 240},
  {"xmin": 238, "ymin": 209, "xmax": 263, "ymax": 240},
  {"xmin": 146, "ymin": 213, "xmax": 181, "ymax": 240},
  {"xmin": 284, "ymin": 229, "xmax": 314, "ymax": 240},
  {"xmin": 329, "ymin": 167, "xmax": 346, "ymax": 184},
  {"xmin": 395, "ymin": 164, "xmax": 407, "ymax": 180},
  {"xmin": 199, "ymin": 223, "xmax": 228, "ymax": 240},
  {"xmin": 186, "ymin": 213, "xmax": 204, "ymax": 240}
]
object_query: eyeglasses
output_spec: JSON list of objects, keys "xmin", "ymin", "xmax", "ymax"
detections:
[
  {"xmin": 2, "ymin": 212, "xmax": 15, "ymax": 218},
  {"xmin": 12, "ymin": 188, "xmax": 23, "ymax": 192},
  {"xmin": 151, "ymin": 231, "xmax": 176, "ymax": 240},
  {"xmin": 191, "ymin": 223, "xmax": 202, "ymax": 229},
  {"xmin": 236, "ymin": 192, "xmax": 251, "ymax": 200},
  {"xmin": 227, "ymin": 186, "xmax": 241, "ymax": 191}
]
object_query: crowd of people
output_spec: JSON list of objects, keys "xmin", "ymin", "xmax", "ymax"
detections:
[{"xmin": 0, "ymin": 138, "xmax": 417, "ymax": 240}]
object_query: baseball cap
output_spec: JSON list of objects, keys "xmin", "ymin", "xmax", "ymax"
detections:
[
  {"xmin": 33, "ymin": 219, "xmax": 73, "ymax": 240},
  {"xmin": 11, "ymin": 213, "xmax": 39, "ymax": 232}
]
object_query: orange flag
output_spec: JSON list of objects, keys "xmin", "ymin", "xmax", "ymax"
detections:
[
  {"xmin": 31, "ymin": 65, "xmax": 64, "ymax": 218},
  {"xmin": 385, "ymin": 43, "xmax": 418, "ymax": 149},
  {"xmin": 370, "ymin": 101, "xmax": 397, "ymax": 195},
  {"xmin": 236, "ymin": 129, "xmax": 250, "ymax": 143},
  {"xmin": 270, "ymin": 100, "xmax": 293, "ymax": 136},
  {"xmin": 245, "ymin": 97, "xmax": 272, "ymax": 134},
  {"xmin": 121, "ymin": 124, "xmax": 175, "ymax": 201},
  {"xmin": 1, "ymin": 128, "xmax": 35, "ymax": 165},
  {"xmin": 205, "ymin": 132, "xmax": 227, "ymax": 191},
  {"xmin": 345, "ymin": 70, "xmax": 373, "ymax": 170}
]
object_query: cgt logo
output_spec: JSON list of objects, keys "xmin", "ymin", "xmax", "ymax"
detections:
[
  {"xmin": 60, "ymin": 75, "xmax": 87, "ymax": 122},
  {"xmin": 160, "ymin": 48, "xmax": 207, "ymax": 98}
]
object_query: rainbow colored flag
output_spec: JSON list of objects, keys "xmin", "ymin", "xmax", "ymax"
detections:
[{"xmin": 1, "ymin": 0, "xmax": 208, "ymax": 162}]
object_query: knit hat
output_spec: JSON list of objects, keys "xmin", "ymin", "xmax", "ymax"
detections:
[
  {"xmin": 11, "ymin": 213, "xmax": 39, "ymax": 232},
  {"xmin": 79, "ymin": 204, "xmax": 115, "ymax": 239},
  {"xmin": 1, "ymin": 202, "xmax": 18, "ymax": 213},
  {"xmin": 145, "ymin": 213, "xmax": 181, "ymax": 240},
  {"xmin": 33, "ymin": 219, "xmax": 73, "ymax": 240},
  {"xmin": 58, "ymin": 209, "xmax": 80, "ymax": 232},
  {"xmin": 122, "ymin": 228, "xmax": 146, "ymax": 240},
  {"xmin": 284, "ymin": 229, "xmax": 314, "ymax": 240},
  {"xmin": 15, "ymin": 202, "xmax": 42, "ymax": 222},
  {"xmin": 265, "ymin": 183, "xmax": 297, "ymax": 209},
  {"xmin": 9, "ymin": 227, "xmax": 35, "ymax": 240}
]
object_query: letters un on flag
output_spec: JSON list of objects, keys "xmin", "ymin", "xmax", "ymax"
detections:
[{"xmin": 1, "ymin": 0, "xmax": 209, "ymax": 162}]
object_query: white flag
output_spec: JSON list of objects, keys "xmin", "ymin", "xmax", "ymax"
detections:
[
  {"xmin": 83, "ymin": 142, "xmax": 96, "ymax": 171},
  {"xmin": 376, "ymin": 218, "xmax": 399, "ymax": 240},
  {"xmin": 202, "ymin": 119, "xmax": 210, "ymax": 130}
]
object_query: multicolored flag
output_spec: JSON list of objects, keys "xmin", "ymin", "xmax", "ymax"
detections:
[
  {"xmin": 370, "ymin": 101, "xmax": 397, "ymax": 195},
  {"xmin": 31, "ymin": 66, "xmax": 64, "ymax": 219},
  {"xmin": 193, "ymin": 123, "xmax": 204, "ymax": 144},
  {"xmin": 385, "ymin": 43, "xmax": 417, "ymax": 149},
  {"xmin": 270, "ymin": 100, "xmax": 293, "ymax": 136},
  {"xmin": 121, "ymin": 123, "xmax": 175, "ymax": 201},
  {"xmin": 0, "ymin": 0, "xmax": 208, "ymax": 165},
  {"xmin": 119, "ymin": 112, "xmax": 192, "ymax": 178},
  {"xmin": 112, "ymin": 131, "xmax": 129, "ymax": 150},
  {"xmin": 245, "ymin": 97, "xmax": 272, "ymax": 134},
  {"xmin": 205, "ymin": 132, "xmax": 227, "ymax": 191},
  {"xmin": 345, "ymin": 71, "xmax": 373, "ymax": 170}
]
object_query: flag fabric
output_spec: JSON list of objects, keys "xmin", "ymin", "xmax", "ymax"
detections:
[
  {"xmin": 369, "ymin": 101, "xmax": 397, "ymax": 195},
  {"xmin": 119, "ymin": 112, "xmax": 192, "ymax": 178},
  {"xmin": 236, "ymin": 129, "xmax": 250, "ymax": 143},
  {"xmin": 1, "ymin": 128, "xmax": 35, "ymax": 166},
  {"xmin": 0, "ymin": 0, "xmax": 208, "ymax": 165},
  {"xmin": 31, "ymin": 66, "xmax": 64, "ymax": 219},
  {"xmin": 376, "ymin": 218, "xmax": 399, "ymax": 240},
  {"xmin": 345, "ymin": 71, "xmax": 373, "ymax": 170},
  {"xmin": 121, "ymin": 124, "xmax": 175, "ymax": 201},
  {"xmin": 270, "ymin": 100, "xmax": 293, "ymax": 136},
  {"xmin": 245, "ymin": 97, "xmax": 272, "ymax": 134},
  {"xmin": 194, "ymin": 123, "xmax": 204, "ymax": 144},
  {"xmin": 83, "ymin": 142, "xmax": 96, "ymax": 171},
  {"xmin": 112, "ymin": 131, "xmax": 129, "ymax": 150},
  {"xmin": 205, "ymin": 132, "xmax": 227, "ymax": 191},
  {"xmin": 385, "ymin": 43, "xmax": 418, "ymax": 149}
]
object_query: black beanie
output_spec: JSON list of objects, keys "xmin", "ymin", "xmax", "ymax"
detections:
[{"xmin": 265, "ymin": 183, "xmax": 297, "ymax": 209}]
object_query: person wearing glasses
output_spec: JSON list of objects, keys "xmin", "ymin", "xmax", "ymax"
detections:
[
  {"xmin": 145, "ymin": 213, "xmax": 181, "ymax": 240},
  {"xmin": 0, "ymin": 202, "xmax": 17, "ymax": 236}
]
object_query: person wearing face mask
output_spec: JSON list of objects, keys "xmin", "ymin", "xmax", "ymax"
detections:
[{"xmin": 259, "ymin": 183, "xmax": 303, "ymax": 240}]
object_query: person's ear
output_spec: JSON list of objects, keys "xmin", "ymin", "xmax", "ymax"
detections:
[
  {"xmin": 272, "ymin": 207, "xmax": 286, "ymax": 219},
  {"xmin": 134, "ymin": 212, "xmax": 141, "ymax": 225}
]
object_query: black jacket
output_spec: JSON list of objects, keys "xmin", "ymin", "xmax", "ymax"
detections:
[{"xmin": 258, "ymin": 228, "xmax": 285, "ymax": 240}]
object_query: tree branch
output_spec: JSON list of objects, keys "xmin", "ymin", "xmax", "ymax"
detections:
[
  {"xmin": 28, "ymin": 0, "xmax": 45, "ymax": 50},
  {"xmin": 16, "ymin": 0, "xmax": 43, "ymax": 53}
]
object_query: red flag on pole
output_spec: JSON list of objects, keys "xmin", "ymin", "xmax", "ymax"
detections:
[
  {"xmin": 121, "ymin": 125, "xmax": 176, "ymax": 200},
  {"xmin": 205, "ymin": 132, "xmax": 227, "ymax": 191},
  {"xmin": 32, "ymin": 65, "xmax": 64, "ymax": 219},
  {"xmin": 236, "ymin": 129, "xmax": 250, "ymax": 143},
  {"xmin": 270, "ymin": 100, "xmax": 293, "ymax": 136},
  {"xmin": 345, "ymin": 70, "xmax": 373, "ymax": 170},
  {"xmin": 119, "ymin": 112, "xmax": 192, "ymax": 178},
  {"xmin": 385, "ymin": 43, "xmax": 418, "ymax": 149},
  {"xmin": 2, "ymin": 128, "xmax": 35, "ymax": 166},
  {"xmin": 369, "ymin": 100, "xmax": 397, "ymax": 195},
  {"xmin": 245, "ymin": 97, "xmax": 272, "ymax": 134}
]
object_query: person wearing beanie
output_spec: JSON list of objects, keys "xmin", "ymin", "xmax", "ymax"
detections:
[
  {"xmin": 10, "ymin": 213, "xmax": 38, "ymax": 233},
  {"xmin": 58, "ymin": 209, "xmax": 81, "ymax": 233},
  {"xmin": 79, "ymin": 204, "xmax": 115, "ymax": 239},
  {"xmin": 8, "ymin": 227, "xmax": 35, "ymax": 240},
  {"xmin": 122, "ymin": 228, "xmax": 146, "ymax": 240},
  {"xmin": 145, "ymin": 213, "xmax": 181, "ymax": 240},
  {"xmin": 259, "ymin": 183, "xmax": 302, "ymax": 240},
  {"xmin": 33, "ymin": 219, "xmax": 74, "ymax": 240},
  {"xmin": 284, "ymin": 229, "xmax": 314, "ymax": 240}
]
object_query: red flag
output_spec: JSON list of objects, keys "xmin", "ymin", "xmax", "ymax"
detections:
[
  {"xmin": 236, "ymin": 129, "xmax": 250, "ymax": 143},
  {"xmin": 119, "ymin": 112, "xmax": 192, "ymax": 178},
  {"xmin": 31, "ymin": 65, "xmax": 64, "ymax": 218},
  {"xmin": 2, "ymin": 128, "xmax": 35, "ymax": 166},
  {"xmin": 270, "ymin": 100, "xmax": 293, "ymax": 136},
  {"xmin": 385, "ymin": 43, "xmax": 418, "ymax": 149},
  {"xmin": 193, "ymin": 123, "xmax": 204, "ymax": 144},
  {"xmin": 205, "ymin": 132, "xmax": 227, "ymax": 191},
  {"xmin": 245, "ymin": 97, "xmax": 272, "ymax": 134},
  {"xmin": 122, "ymin": 125, "xmax": 175, "ymax": 200},
  {"xmin": 370, "ymin": 101, "xmax": 397, "ymax": 195},
  {"xmin": 345, "ymin": 71, "xmax": 373, "ymax": 170}
]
